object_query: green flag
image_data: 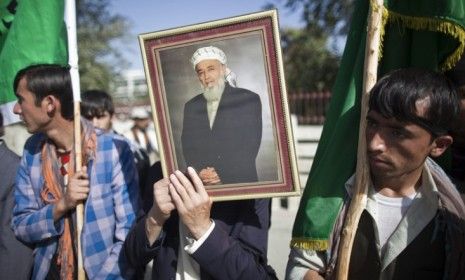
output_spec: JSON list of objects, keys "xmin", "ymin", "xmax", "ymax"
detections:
[
  {"xmin": 291, "ymin": 0, "xmax": 465, "ymax": 250},
  {"xmin": 0, "ymin": 0, "xmax": 67, "ymax": 125}
]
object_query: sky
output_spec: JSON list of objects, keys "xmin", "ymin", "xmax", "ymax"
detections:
[{"xmin": 110, "ymin": 0, "xmax": 304, "ymax": 70}]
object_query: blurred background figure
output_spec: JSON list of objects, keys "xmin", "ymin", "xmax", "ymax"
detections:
[
  {"xmin": 81, "ymin": 90, "xmax": 151, "ymax": 196},
  {"xmin": 81, "ymin": 89, "xmax": 115, "ymax": 132},
  {"xmin": 2, "ymin": 121, "xmax": 30, "ymax": 156},
  {"xmin": 124, "ymin": 107, "xmax": 159, "ymax": 163},
  {"xmin": 0, "ymin": 112, "xmax": 34, "ymax": 279}
]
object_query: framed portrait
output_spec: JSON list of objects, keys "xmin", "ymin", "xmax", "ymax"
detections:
[{"xmin": 139, "ymin": 9, "xmax": 300, "ymax": 201}]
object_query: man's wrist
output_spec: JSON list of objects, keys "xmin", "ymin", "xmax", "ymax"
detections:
[
  {"xmin": 53, "ymin": 199, "xmax": 68, "ymax": 221},
  {"xmin": 145, "ymin": 214, "xmax": 166, "ymax": 246},
  {"xmin": 184, "ymin": 220, "xmax": 215, "ymax": 254},
  {"xmin": 146, "ymin": 214, "xmax": 162, "ymax": 229},
  {"xmin": 189, "ymin": 219, "xmax": 213, "ymax": 240},
  {"xmin": 147, "ymin": 207, "xmax": 168, "ymax": 227}
]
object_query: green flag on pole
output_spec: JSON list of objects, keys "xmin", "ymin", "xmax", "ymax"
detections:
[
  {"xmin": 291, "ymin": 0, "xmax": 465, "ymax": 250},
  {"xmin": 0, "ymin": 0, "xmax": 67, "ymax": 125}
]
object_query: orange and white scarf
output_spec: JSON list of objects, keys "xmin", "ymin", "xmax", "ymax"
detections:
[{"xmin": 40, "ymin": 120, "xmax": 97, "ymax": 280}]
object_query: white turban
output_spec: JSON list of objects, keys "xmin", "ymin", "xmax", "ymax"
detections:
[{"xmin": 190, "ymin": 46, "xmax": 227, "ymax": 69}]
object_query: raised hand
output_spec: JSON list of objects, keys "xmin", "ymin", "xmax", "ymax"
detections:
[
  {"xmin": 145, "ymin": 177, "xmax": 176, "ymax": 245},
  {"xmin": 148, "ymin": 178, "xmax": 176, "ymax": 226},
  {"xmin": 169, "ymin": 167, "xmax": 213, "ymax": 239},
  {"xmin": 54, "ymin": 166, "xmax": 89, "ymax": 221}
]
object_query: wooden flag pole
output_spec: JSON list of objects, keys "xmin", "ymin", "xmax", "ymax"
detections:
[
  {"xmin": 335, "ymin": 0, "xmax": 384, "ymax": 279},
  {"xmin": 65, "ymin": 0, "xmax": 85, "ymax": 279},
  {"xmin": 74, "ymin": 102, "xmax": 85, "ymax": 280}
]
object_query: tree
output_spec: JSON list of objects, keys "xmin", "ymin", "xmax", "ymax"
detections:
[
  {"xmin": 265, "ymin": 0, "xmax": 354, "ymax": 92},
  {"xmin": 281, "ymin": 27, "xmax": 339, "ymax": 91},
  {"xmin": 272, "ymin": 0, "xmax": 354, "ymax": 37},
  {"xmin": 77, "ymin": 0, "xmax": 131, "ymax": 91}
]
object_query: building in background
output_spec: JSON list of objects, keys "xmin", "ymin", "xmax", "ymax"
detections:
[{"xmin": 111, "ymin": 69, "xmax": 150, "ymax": 119}]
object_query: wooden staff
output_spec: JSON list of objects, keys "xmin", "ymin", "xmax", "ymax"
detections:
[
  {"xmin": 65, "ymin": 0, "xmax": 85, "ymax": 278},
  {"xmin": 74, "ymin": 102, "xmax": 85, "ymax": 280},
  {"xmin": 335, "ymin": 0, "xmax": 384, "ymax": 279}
]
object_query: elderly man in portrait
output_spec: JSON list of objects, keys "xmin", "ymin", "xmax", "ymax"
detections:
[{"xmin": 181, "ymin": 46, "xmax": 262, "ymax": 185}]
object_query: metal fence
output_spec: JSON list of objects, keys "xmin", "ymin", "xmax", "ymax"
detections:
[{"xmin": 288, "ymin": 91, "xmax": 331, "ymax": 125}]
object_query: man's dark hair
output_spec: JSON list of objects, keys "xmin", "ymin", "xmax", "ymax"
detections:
[
  {"xmin": 13, "ymin": 64, "xmax": 73, "ymax": 120},
  {"xmin": 81, "ymin": 90, "xmax": 115, "ymax": 119},
  {"xmin": 369, "ymin": 68, "xmax": 460, "ymax": 137}
]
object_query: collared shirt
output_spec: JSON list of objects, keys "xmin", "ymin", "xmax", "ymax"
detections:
[
  {"xmin": 206, "ymin": 100, "xmax": 221, "ymax": 128},
  {"xmin": 12, "ymin": 131, "xmax": 140, "ymax": 280},
  {"xmin": 203, "ymin": 88, "xmax": 224, "ymax": 128},
  {"xmin": 286, "ymin": 164, "xmax": 439, "ymax": 279},
  {"xmin": 176, "ymin": 220, "xmax": 216, "ymax": 280}
]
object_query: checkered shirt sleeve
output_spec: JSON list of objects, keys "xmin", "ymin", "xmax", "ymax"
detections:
[{"xmin": 11, "ymin": 133, "xmax": 141, "ymax": 280}]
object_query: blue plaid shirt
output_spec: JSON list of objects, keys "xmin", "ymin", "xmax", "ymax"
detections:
[{"xmin": 12, "ymin": 130, "xmax": 140, "ymax": 280}]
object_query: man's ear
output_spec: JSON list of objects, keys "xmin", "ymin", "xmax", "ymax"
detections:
[
  {"xmin": 43, "ymin": 95, "xmax": 57, "ymax": 114},
  {"xmin": 430, "ymin": 135, "xmax": 453, "ymax": 157}
]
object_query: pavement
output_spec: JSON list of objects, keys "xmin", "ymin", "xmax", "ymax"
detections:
[
  {"xmin": 267, "ymin": 196, "xmax": 302, "ymax": 279},
  {"xmin": 266, "ymin": 123, "xmax": 320, "ymax": 279}
]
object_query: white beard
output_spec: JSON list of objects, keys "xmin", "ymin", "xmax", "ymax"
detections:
[{"xmin": 203, "ymin": 78, "xmax": 225, "ymax": 102}]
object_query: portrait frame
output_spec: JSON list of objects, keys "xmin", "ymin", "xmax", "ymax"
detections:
[{"xmin": 139, "ymin": 9, "xmax": 301, "ymax": 201}]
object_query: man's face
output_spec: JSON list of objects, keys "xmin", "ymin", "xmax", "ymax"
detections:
[
  {"xmin": 195, "ymin": 59, "xmax": 225, "ymax": 89},
  {"xmin": 13, "ymin": 77, "xmax": 50, "ymax": 134},
  {"xmin": 365, "ymin": 109, "xmax": 443, "ymax": 185},
  {"xmin": 89, "ymin": 111, "xmax": 112, "ymax": 132}
]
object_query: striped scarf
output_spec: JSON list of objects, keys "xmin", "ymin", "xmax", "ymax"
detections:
[{"xmin": 40, "ymin": 120, "xmax": 97, "ymax": 280}]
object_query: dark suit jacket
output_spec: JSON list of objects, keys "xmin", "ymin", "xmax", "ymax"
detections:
[
  {"xmin": 349, "ymin": 211, "xmax": 446, "ymax": 280},
  {"xmin": 181, "ymin": 84, "xmax": 262, "ymax": 184},
  {"xmin": 0, "ymin": 142, "xmax": 33, "ymax": 279},
  {"xmin": 124, "ymin": 164, "xmax": 277, "ymax": 279}
]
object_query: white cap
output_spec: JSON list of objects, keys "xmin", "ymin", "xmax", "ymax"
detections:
[
  {"xmin": 190, "ymin": 46, "xmax": 227, "ymax": 68},
  {"xmin": 131, "ymin": 107, "xmax": 150, "ymax": 119}
]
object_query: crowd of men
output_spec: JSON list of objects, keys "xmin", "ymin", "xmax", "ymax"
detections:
[{"xmin": 0, "ymin": 45, "xmax": 464, "ymax": 280}]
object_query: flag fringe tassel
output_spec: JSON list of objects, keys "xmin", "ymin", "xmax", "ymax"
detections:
[
  {"xmin": 290, "ymin": 238, "xmax": 329, "ymax": 251},
  {"xmin": 376, "ymin": 0, "xmax": 465, "ymax": 71}
]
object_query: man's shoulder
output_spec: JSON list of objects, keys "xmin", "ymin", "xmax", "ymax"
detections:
[
  {"xmin": 426, "ymin": 158, "xmax": 455, "ymax": 188},
  {"xmin": 230, "ymin": 85, "xmax": 257, "ymax": 95},
  {"xmin": 22, "ymin": 133, "xmax": 47, "ymax": 154},
  {"xmin": 110, "ymin": 130, "xmax": 139, "ymax": 148},
  {"xmin": 226, "ymin": 86, "xmax": 261, "ymax": 102},
  {"xmin": 186, "ymin": 93, "xmax": 206, "ymax": 106},
  {"xmin": 425, "ymin": 158, "xmax": 465, "ymax": 210},
  {"xmin": 96, "ymin": 131, "xmax": 131, "ymax": 151},
  {"xmin": 107, "ymin": 130, "xmax": 149, "ymax": 160},
  {"xmin": 24, "ymin": 133, "xmax": 46, "ymax": 144}
]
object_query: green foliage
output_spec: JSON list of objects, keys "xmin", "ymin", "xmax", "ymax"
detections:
[
  {"xmin": 266, "ymin": 0, "xmax": 354, "ymax": 92},
  {"xmin": 272, "ymin": 0, "xmax": 354, "ymax": 36},
  {"xmin": 281, "ymin": 27, "xmax": 339, "ymax": 91},
  {"xmin": 76, "ymin": 0, "xmax": 130, "ymax": 92}
]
